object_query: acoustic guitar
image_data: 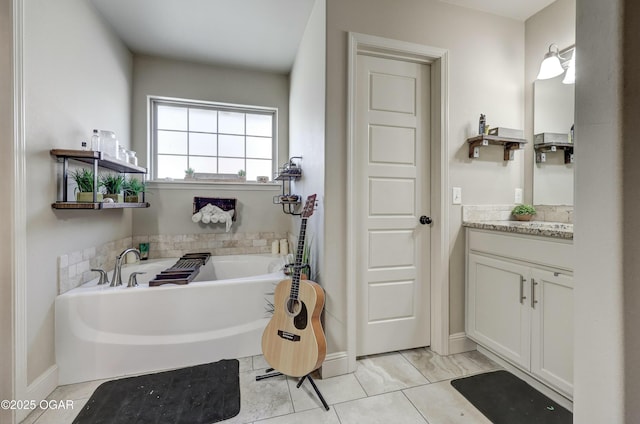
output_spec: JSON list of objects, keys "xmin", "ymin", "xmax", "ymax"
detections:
[{"xmin": 261, "ymin": 194, "xmax": 327, "ymax": 377}]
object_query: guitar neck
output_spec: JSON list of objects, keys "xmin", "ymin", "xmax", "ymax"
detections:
[{"xmin": 290, "ymin": 217, "xmax": 308, "ymax": 299}]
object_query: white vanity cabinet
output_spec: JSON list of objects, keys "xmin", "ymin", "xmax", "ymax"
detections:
[{"xmin": 466, "ymin": 228, "xmax": 573, "ymax": 398}]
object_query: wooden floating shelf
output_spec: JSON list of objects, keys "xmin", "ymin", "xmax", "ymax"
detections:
[
  {"xmin": 50, "ymin": 148, "xmax": 149, "ymax": 210},
  {"xmin": 467, "ymin": 135, "xmax": 527, "ymax": 161},
  {"xmin": 50, "ymin": 149, "xmax": 147, "ymax": 174},
  {"xmin": 534, "ymin": 142, "xmax": 574, "ymax": 164},
  {"xmin": 51, "ymin": 202, "xmax": 150, "ymax": 210}
]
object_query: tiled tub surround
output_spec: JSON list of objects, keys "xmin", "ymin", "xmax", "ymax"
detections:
[
  {"xmin": 57, "ymin": 236, "xmax": 133, "ymax": 295},
  {"xmin": 462, "ymin": 205, "xmax": 573, "ymax": 239},
  {"xmin": 57, "ymin": 232, "xmax": 288, "ymax": 294}
]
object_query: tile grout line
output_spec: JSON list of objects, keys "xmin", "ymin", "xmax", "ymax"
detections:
[
  {"xmin": 400, "ymin": 389, "xmax": 432, "ymax": 424},
  {"xmin": 398, "ymin": 348, "xmax": 436, "ymax": 384}
]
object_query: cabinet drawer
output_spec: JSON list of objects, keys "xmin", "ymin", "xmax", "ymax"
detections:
[{"xmin": 468, "ymin": 229, "xmax": 573, "ymax": 271}]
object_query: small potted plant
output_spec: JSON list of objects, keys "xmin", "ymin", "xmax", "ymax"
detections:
[
  {"xmin": 237, "ymin": 169, "xmax": 246, "ymax": 181},
  {"xmin": 512, "ymin": 204, "xmax": 536, "ymax": 221},
  {"xmin": 100, "ymin": 174, "xmax": 125, "ymax": 203},
  {"xmin": 185, "ymin": 167, "xmax": 195, "ymax": 180},
  {"xmin": 123, "ymin": 177, "xmax": 146, "ymax": 203},
  {"xmin": 70, "ymin": 168, "xmax": 103, "ymax": 202}
]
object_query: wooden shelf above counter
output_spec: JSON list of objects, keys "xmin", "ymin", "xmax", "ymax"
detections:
[
  {"xmin": 534, "ymin": 142, "xmax": 574, "ymax": 164},
  {"xmin": 467, "ymin": 135, "xmax": 527, "ymax": 161}
]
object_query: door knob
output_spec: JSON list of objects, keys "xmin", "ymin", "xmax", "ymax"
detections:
[{"xmin": 419, "ymin": 216, "xmax": 432, "ymax": 225}]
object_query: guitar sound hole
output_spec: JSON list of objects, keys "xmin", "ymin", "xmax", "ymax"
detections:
[
  {"xmin": 286, "ymin": 298, "xmax": 301, "ymax": 315},
  {"xmin": 286, "ymin": 298, "xmax": 308, "ymax": 330}
]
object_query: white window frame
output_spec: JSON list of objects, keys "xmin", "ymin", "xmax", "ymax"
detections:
[{"xmin": 148, "ymin": 96, "xmax": 278, "ymax": 183}]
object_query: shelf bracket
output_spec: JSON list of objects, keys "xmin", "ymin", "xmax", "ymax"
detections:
[{"xmin": 467, "ymin": 135, "xmax": 526, "ymax": 161}]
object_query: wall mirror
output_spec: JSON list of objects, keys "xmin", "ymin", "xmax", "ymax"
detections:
[{"xmin": 533, "ymin": 74, "xmax": 574, "ymax": 206}]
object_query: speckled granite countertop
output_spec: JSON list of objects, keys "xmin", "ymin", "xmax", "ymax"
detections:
[{"xmin": 463, "ymin": 220, "xmax": 574, "ymax": 240}]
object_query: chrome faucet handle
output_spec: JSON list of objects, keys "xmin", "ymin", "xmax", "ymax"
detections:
[
  {"xmin": 127, "ymin": 272, "xmax": 146, "ymax": 287},
  {"xmin": 91, "ymin": 269, "xmax": 110, "ymax": 285}
]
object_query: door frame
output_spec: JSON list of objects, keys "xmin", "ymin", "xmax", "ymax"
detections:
[{"xmin": 346, "ymin": 32, "xmax": 450, "ymax": 371}]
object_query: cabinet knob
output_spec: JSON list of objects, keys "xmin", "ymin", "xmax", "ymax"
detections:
[{"xmin": 419, "ymin": 216, "xmax": 432, "ymax": 225}]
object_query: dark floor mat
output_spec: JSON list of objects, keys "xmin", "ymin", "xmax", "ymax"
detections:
[
  {"xmin": 451, "ymin": 370, "xmax": 572, "ymax": 424},
  {"xmin": 73, "ymin": 359, "xmax": 240, "ymax": 424}
]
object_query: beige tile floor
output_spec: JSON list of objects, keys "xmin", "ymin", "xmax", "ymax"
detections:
[{"xmin": 21, "ymin": 348, "xmax": 501, "ymax": 424}]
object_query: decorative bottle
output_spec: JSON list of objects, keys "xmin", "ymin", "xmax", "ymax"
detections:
[
  {"xmin": 478, "ymin": 114, "xmax": 486, "ymax": 135},
  {"xmin": 91, "ymin": 129, "xmax": 100, "ymax": 151}
]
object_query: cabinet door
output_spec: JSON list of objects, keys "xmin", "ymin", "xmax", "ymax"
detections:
[
  {"xmin": 530, "ymin": 269, "xmax": 574, "ymax": 397},
  {"xmin": 467, "ymin": 253, "xmax": 531, "ymax": 369}
]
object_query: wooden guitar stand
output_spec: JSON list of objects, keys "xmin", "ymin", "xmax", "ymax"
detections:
[{"xmin": 256, "ymin": 369, "xmax": 330, "ymax": 411}]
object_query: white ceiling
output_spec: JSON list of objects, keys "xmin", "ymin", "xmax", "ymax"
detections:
[
  {"xmin": 439, "ymin": 0, "xmax": 556, "ymax": 21},
  {"xmin": 90, "ymin": 0, "xmax": 554, "ymax": 74},
  {"xmin": 89, "ymin": 0, "xmax": 316, "ymax": 74}
]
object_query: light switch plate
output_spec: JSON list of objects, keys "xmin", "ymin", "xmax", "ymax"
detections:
[
  {"xmin": 453, "ymin": 187, "xmax": 462, "ymax": 205},
  {"xmin": 515, "ymin": 188, "xmax": 523, "ymax": 204}
]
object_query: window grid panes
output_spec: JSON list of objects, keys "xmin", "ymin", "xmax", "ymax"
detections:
[{"xmin": 152, "ymin": 99, "xmax": 275, "ymax": 181}]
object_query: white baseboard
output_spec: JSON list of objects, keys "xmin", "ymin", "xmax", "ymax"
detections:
[
  {"xmin": 18, "ymin": 365, "xmax": 58, "ymax": 422},
  {"xmin": 448, "ymin": 332, "xmax": 477, "ymax": 354},
  {"xmin": 320, "ymin": 351, "xmax": 349, "ymax": 378}
]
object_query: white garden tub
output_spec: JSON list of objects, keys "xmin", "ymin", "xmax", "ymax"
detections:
[{"xmin": 55, "ymin": 254, "xmax": 285, "ymax": 385}]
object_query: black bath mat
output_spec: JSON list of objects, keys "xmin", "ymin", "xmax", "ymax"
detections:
[
  {"xmin": 73, "ymin": 359, "xmax": 240, "ymax": 424},
  {"xmin": 451, "ymin": 370, "xmax": 572, "ymax": 424}
]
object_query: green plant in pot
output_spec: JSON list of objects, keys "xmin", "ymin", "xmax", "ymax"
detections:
[
  {"xmin": 70, "ymin": 168, "xmax": 103, "ymax": 202},
  {"xmin": 100, "ymin": 174, "xmax": 125, "ymax": 203},
  {"xmin": 185, "ymin": 167, "xmax": 195, "ymax": 179},
  {"xmin": 123, "ymin": 177, "xmax": 146, "ymax": 203},
  {"xmin": 512, "ymin": 204, "xmax": 536, "ymax": 221}
]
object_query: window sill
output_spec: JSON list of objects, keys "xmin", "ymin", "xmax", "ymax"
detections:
[{"xmin": 147, "ymin": 179, "xmax": 282, "ymax": 191}]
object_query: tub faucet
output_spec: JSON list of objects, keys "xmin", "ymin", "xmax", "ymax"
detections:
[
  {"xmin": 110, "ymin": 248, "xmax": 141, "ymax": 287},
  {"xmin": 127, "ymin": 272, "xmax": 146, "ymax": 288},
  {"xmin": 91, "ymin": 269, "xmax": 110, "ymax": 285}
]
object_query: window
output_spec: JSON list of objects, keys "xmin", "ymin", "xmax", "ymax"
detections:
[{"xmin": 150, "ymin": 97, "xmax": 276, "ymax": 181}]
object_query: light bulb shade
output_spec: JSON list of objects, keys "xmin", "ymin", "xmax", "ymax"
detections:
[
  {"xmin": 537, "ymin": 51, "xmax": 564, "ymax": 80},
  {"xmin": 562, "ymin": 50, "xmax": 575, "ymax": 84}
]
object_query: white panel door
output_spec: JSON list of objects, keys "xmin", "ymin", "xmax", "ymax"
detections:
[
  {"xmin": 530, "ymin": 269, "xmax": 574, "ymax": 397},
  {"xmin": 355, "ymin": 54, "xmax": 431, "ymax": 356},
  {"xmin": 466, "ymin": 253, "xmax": 531, "ymax": 369}
]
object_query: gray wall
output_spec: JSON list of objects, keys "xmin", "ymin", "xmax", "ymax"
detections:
[
  {"xmin": 574, "ymin": 0, "xmax": 632, "ymax": 420},
  {"xmin": 288, "ymin": 0, "xmax": 327, "ymax": 334},
  {"xmin": 24, "ymin": 0, "xmax": 132, "ymax": 383},
  {"xmin": 1, "ymin": 0, "xmax": 13, "ymax": 421},
  {"xmin": 325, "ymin": 0, "xmax": 525, "ymax": 350},
  {"xmin": 622, "ymin": 2, "xmax": 640, "ymax": 420},
  {"xmin": 130, "ymin": 55, "xmax": 291, "ymax": 237}
]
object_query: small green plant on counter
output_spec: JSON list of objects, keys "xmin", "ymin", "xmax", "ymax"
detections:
[
  {"xmin": 70, "ymin": 168, "xmax": 97, "ymax": 193},
  {"xmin": 237, "ymin": 169, "xmax": 246, "ymax": 177},
  {"xmin": 512, "ymin": 204, "xmax": 537, "ymax": 216},
  {"xmin": 185, "ymin": 167, "xmax": 195, "ymax": 179},
  {"xmin": 100, "ymin": 174, "xmax": 125, "ymax": 194}
]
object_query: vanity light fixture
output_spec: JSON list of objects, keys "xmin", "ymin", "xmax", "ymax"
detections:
[
  {"xmin": 536, "ymin": 43, "xmax": 576, "ymax": 83},
  {"xmin": 536, "ymin": 44, "xmax": 564, "ymax": 80},
  {"xmin": 562, "ymin": 49, "xmax": 575, "ymax": 84}
]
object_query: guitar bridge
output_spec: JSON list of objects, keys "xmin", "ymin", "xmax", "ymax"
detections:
[{"xmin": 277, "ymin": 330, "xmax": 301, "ymax": 342}]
